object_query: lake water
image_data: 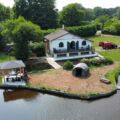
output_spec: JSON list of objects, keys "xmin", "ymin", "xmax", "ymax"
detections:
[{"xmin": 0, "ymin": 89, "xmax": 120, "ymax": 120}]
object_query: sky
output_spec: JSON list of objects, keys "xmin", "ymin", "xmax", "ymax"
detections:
[{"xmin": 0, "ymin": 0, "xmax": 120, "ymax": 10}]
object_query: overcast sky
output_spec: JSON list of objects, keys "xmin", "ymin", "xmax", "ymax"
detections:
[{"xmin": 0, "ymin": 0, "xmax": 120, "ymax": 10}]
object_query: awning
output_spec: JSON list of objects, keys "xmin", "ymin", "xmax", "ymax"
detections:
[{"xmin": 0, "ymin": 60, "xmax": 25, "ymax": 70}]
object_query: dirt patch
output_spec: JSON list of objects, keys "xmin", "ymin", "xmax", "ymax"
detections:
[{"xmin": 29, "ymin": 63, "xmax": 118, "ymax": 95}]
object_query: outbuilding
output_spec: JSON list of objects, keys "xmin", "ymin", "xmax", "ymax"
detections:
[{"xmin": 72, "ymin": 63, "xmax": 89, "ymax": 77}]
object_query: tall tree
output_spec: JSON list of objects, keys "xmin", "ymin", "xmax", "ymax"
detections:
[
  {"xmin": 0, "ymin": 3, "xmax": 11, "ymax": 21},
  {"xmin": 0, "ymin": 23, "xmax": 5, "ymax": 51},
  {"xmin": 60, "ymin": 3, "xmax": 85, "ymax": 26},
  {"xmin": 13, "ymin": 0, "xmax": 58, "ymax": 29},
  {"xmin": 116, "ymin": 8, "xmax": 120, "ymax": 20},
  {"xmin": 95, "ymin": 15, "xmax": 109, "ymax": 30},
  {"xmin": 2, "ymin": 17, "xmax": 42, "ymax": 60}
]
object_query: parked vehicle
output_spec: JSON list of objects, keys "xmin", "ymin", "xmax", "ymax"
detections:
[{"xmin": 99, "ymin": 42, "xmax": 117, "ymax": 49}]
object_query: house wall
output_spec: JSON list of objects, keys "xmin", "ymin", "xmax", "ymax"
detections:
[{"xmin": 49, "ymin": 34, "xmax": 92, "ymax": 54}]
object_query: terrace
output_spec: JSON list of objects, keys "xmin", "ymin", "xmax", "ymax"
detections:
[{"xmin": 52, "ymin": 46, "xmax": 97, "ymax": 60}]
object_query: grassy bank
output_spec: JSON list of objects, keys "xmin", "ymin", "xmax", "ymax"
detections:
[
  {"xmin": 105, "ymin": 66, "xmax": 120, "ymax": 86},
  {"xmin": 99, "ymin": 50, "xmax": 120, "ymax": 62},
  {"xmin": 0, "ymin": 76, "xmax": 2, "ymax": 85},
  {"xmin": 0, "ymin": 53, "xmax": 15, "ymax": 62}
]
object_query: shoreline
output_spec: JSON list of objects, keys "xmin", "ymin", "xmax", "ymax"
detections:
[{"xmin": 0, "ymin": 85, "xmax": 117, "ymax": 100}]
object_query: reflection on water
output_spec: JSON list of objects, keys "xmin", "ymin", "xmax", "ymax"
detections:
[
  {"xmin": 0, "ymin": 90, "xmax": 120, "ymax": 120},
  {"xmin": 3, "ymin": 90, "xmax": 39, "ymax": 102}
]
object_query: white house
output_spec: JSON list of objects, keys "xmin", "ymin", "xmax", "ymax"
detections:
[{"xmin": 44, "ymin": 29, "xmax": 98, "ymax": 61}]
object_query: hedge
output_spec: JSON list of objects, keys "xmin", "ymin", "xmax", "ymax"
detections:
[{"xmin": 66, "ymin": 24, "xmax": 97, "ymax": 37}]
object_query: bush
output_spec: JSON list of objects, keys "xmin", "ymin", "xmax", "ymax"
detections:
[
  {"xmin": 63, "ymin": 61, "xmax": 73, "ymax": 70},
  {"xmin": 103, "ymin": 57, "xmax": 113, "ymax": 65},
  {"xmin": 31, "ymin": 42, "xmax": 45, "ymax": 57}
]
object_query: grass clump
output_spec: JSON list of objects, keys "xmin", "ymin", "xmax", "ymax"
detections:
[{"xmin": 63, "ymin": 61, "xmax": 73, "ymax": 70}]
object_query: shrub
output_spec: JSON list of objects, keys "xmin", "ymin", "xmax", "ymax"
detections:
[
  {"xmin": 80, "ymin": 57, "xmax": 113, "ymax": 66},
  {"xmin": 103, "ymin": 57, "xmax": 113, "ymax": 65},
  {"xmin": 31, "ymin": 42, "xmax": 45, "ymax": 57},
  {"xmin": 63, "ymin": 61, "xmax": 73, "ymax": 70},
  {"xmin": 80, "ymin": 58, "xmax": 90, "ymax": 64}
]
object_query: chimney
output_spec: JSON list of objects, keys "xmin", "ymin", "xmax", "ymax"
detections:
[{"xmin": 62, "ymin": 24, "xmax": 65, "ymax": 30}]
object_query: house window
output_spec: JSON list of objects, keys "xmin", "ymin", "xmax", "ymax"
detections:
[
  {"xmin": 59, "ymin": 42, "xmax": 64, "ymax": 47},
  {"xmin": 70, "ymin": 41, "xmax": 75, "ymax": 49},
  {"xmin": 82, "ymin": 41, "xmax": 86, "ymax": 46}
]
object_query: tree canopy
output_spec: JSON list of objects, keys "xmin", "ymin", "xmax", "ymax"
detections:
[
  {"xmin": 0, "ymin": 3, "xmax": 11, "ymax": 21},
  {"xmin": 13, "ymin": 0, "xmax": 58, "ymax": 29},
  {"xmin": 2, "ymin": 17, "xmax": 42, "ymax": 60},
  {"xmin": 60, "ymin": 3, "xmax": 85, "ymax": 26}
]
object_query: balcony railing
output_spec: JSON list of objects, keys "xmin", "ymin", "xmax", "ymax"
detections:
[{"xmin": 53, "ymin": 47, "xmax": 94, "ymax": 54}]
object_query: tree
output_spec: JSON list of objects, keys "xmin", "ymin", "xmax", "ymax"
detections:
[
  {"xmin": 116, "ymin": 8, "xmax": 120, "ymax": 20},
  {"xmin": 0, "ymin": 3, "xmax": 11, "ymax": 21},
  {"xmin": 13, "ymin": 0, "xmax": 58, "ymax": 29},
  {"xmin": 2, "ymin": 17, "xmax": 42, "ymax": 60},
  {"xmin": 95, "ymin": 15, "xmax": 109, "ymax": 30},
  {"xmin": 84, "ymin": 9, "xmax": 95, "ymax": 21},
  {"xmin": 0, "ymin": 23, "xmax": 5, "ymax": 51},
  {"xmin": 60, "ymin": 3, "xmax": 85, "ymax": 26}
]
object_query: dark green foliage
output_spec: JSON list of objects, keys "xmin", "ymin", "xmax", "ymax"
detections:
[
  {"xmin": 63, "ymin": 61, "xmax": 73, "ymax": 70},
  {"xmin": 1, "ymin": 17, "xmax": 42, "ymax": 61},
  {"xmin": 60, "ymin": 3, "xmax": 85, "ymax": 26},
  {"xmin": 103, "ymin": 19, "xmax": 120, "ymax": 35},
  {"xmin": 30, "ymin": 42, "xmax": 45, "ymax": 57},
  {"xmin": 13, "ymin": 0, "xmax": 58, "ymax": 29},
  {"xmin": 66, "ymin": 24, "xmax": 97, "ymax": 37},
  {"xmin": 95, "ymin": 15, "xmax": 109, "ymax": 30},
  {"xmin": 103, "ymin": 58, "xmax": 114, "ymax": 65},
  {"xmin": 0, "ymin": 3, "xmax": 11, "ymax": 21},
  {"xmin": 0, "ymin": 23, "xmax": 5, "ymax": 51}
]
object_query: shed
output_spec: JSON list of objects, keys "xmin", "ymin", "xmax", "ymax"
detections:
[
  {"xmin": 0, "ymin": 60, "xmax": 26, "ymax": 75},
  {"xmin": 72, "ymin": 63, "xmax": 89, "ymax": 77},
  {"xmin": 0, "ymin": 60, "xmax": 25, "ymax": 70}
]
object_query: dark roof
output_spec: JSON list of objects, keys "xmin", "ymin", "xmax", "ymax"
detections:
[{"xmin": 44, "ymin": 29, "xmax": 69, "ymax": 41}]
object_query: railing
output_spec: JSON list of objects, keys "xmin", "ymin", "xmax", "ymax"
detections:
[{"xmin": 53, "ymin": 47, "xmax": 94, "ymax": 54}]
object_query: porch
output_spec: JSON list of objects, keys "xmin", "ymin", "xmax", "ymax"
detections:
[{"xmin": 52, "ymin": 50, "xmax": 98, "ymax": 61}]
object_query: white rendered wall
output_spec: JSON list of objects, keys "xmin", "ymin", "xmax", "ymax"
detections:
[{"xmin": 49, "ymin": 34, "xmax": 92, "ymax": 54}]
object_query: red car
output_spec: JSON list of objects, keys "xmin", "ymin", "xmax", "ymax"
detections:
[{"xmin": 99, "ymin": 42, "xmax": 117, "ymax": 49}]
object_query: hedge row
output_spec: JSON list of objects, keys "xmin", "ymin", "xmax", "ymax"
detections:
[{"xmin": 66, "ymin": 24, "xmax": 97, "ymax": 37}]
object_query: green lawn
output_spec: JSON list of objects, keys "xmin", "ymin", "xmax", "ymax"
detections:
[
  {"xmin": 99, "ymin": 50, "xmax": 120, "ymax": 62},
  {"xmin": 0, "ymin": 53, "xmax": 15, "ymax": 62},
  {"xmin": 91, "ymin": 35, "xmax": 120, "ymax": 62},
  {"xmin": 0, "ymin": 76, "xmax": 2, "ymax": 85},
  {"xmin": 91, "ymin": 35, "xmax": 120, "ymax": 48}
]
